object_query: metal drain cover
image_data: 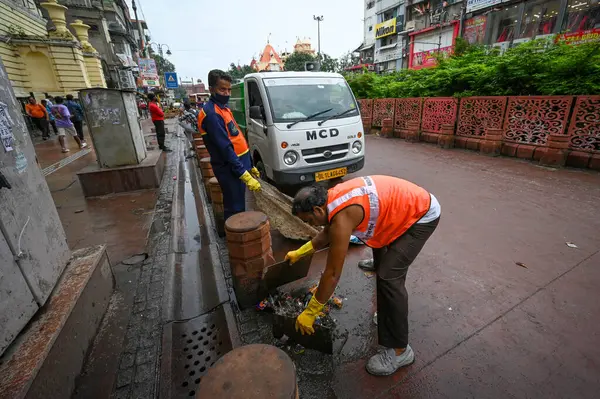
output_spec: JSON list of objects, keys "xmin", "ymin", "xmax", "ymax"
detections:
[{"xmin": 160, "ymin": 307, "xmax": 233, "ymax": 398}]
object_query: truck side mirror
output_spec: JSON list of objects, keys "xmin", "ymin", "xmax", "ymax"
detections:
[{"xmin": 249, "ymin": 105, "xmax": 263, "ymax": 120}]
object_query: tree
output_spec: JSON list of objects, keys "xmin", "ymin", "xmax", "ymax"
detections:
[
  {"xmin": 150, "ymin": 52, "xmax": 175, "ymax": 77},
  {"xmin": 319, "ymin": 53, "xmax": 339, "ymax": 72},
  {"xmin": 284, "ymin": 52, "xmax": 316, "ymax": 71},
  {"xmin": 173, "ymin": 87, "xmax": 187, "ymax": 101},
  {"xmin": 227, "ymin": 63, "xmax": 255, "ymax": 81},
  {"xmin": 338, "ymin": 51, "xmax": 361, "ymax": 73}
]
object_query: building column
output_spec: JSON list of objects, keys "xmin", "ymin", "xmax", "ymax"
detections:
[{"xmin": 71, "ymin": 20, "xmax": 106, "ymax": 88}]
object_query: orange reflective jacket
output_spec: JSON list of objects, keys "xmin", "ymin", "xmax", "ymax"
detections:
[
  {"xmin": 327, "ymin": 175, "xmax": 431, "ymax": 248},
  {"xmin": 197, "ymin": 103, "xmax": 249, "ymax": 157}
]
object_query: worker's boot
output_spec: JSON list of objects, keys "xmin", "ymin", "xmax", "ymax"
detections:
[
  {"xmin": 366, "ymin": 345, "xmax": 415, "ymax": 376},
  {"xmin": 358, "ymin": 258, "xmax": 375, "ymax": 271}
]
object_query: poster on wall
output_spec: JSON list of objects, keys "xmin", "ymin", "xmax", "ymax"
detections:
[
  {"xmin": 555, "ymin": 28, "xmax": 600, "ymax": 45},
  {"xmin": 138, "ymin": 58, "xmax": 159, "ymax": 80},
  {"xmin": 463, "ymin": 15, "xmax": 487, "ymax": 44},
  {"xmin": 412, "ymin": 45, "xmax": 453, "ymax": 68}
]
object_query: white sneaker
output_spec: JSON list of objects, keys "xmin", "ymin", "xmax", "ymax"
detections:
[
  {"xmin": 366, "ymin": 345, "xmax": 415, "ymax": 376},
  {"xmin": 81, "ymin": 142, "xmax": 88, "ymax": 148}
]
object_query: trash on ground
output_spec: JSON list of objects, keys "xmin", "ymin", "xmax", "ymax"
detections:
[
  {"xmin": 74, "ymin": 209, "xmax": 84, "ymax": 213},
  {"xmin": 515, "ymin": 261, "xmax": 528, "ymax": 268},
  {"xmin": 566, "ymin": 242, "xmax": 578, "ymax": 248},
  {"xmin": 292, "ymin": 344, "xmax": 305, "ymax": 355},
  {"xmin": 364, "ymin": 271, "xmax": 376, "ymax": 278},
  {"xmin": 373, "ymin": 312, "xmax": 378, "ymax": 326},
  {"xmin": 349, "ymin": 235, "xmax": 364, "ymax": 245},
  {"xmin": 122, "ymin": 253, "xmax": 148, "ymax": 265}
]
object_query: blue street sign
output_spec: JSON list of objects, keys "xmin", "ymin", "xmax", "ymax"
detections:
[{"xmin": 165, "ymin": 72, "xmax": 178, "ymax": 88}]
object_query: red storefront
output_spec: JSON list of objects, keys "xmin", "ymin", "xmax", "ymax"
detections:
[{"xmin": 408, "ymin": 21, "xmax": 460, "ymax": 69}]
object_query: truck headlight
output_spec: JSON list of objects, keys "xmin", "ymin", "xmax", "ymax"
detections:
[
  {"xmin": 283, "ymin": 150, "xmax": 298, "ymax": 165},
  {"xmin": 352, "ymin": 140, "xmax": 362, "ymax": 154}
]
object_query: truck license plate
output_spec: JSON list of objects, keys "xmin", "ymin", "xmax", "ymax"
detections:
[{"xmin": 315, "ymin": 167, "xmax": 347, "ymax": 182}]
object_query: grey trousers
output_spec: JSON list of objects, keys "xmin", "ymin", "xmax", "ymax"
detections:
[{"xmin": 373, "ymin": 217, "xmax": 440, "ymax": 348}]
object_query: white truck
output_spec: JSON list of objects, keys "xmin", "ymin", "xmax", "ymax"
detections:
[{"xmin": 230, "ymin": 72, "xmax": 365, "ymax": 186}]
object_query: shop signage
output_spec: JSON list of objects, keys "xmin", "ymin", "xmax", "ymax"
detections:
[
  {"xmin": 466, "ymin": 0, "xmax": 501, "ymax": 13},
  {"xmin": 143, "ymin": 79, "xmax": 160, "ymax": 87},
  {"xmin": 463, "ymin": 15, "xmax": 487, "ymax": 44},
  {"xmin": 375, "ymin": 18, "xmax": 397, "ymax": 39},
  {"xmin": 412, "ymin": 45, "xmax": 453, "ymax": 69},
  {"xmin": 138, "ymin": 58, "xmax": 159, "ymax": 80},
  {"xmin": 555, "ymin": 28, "xmax": 600, "ymax": 45},
  {"xmin": 374, "ymin": 44, "xmax": 404, "ymax": 64}
]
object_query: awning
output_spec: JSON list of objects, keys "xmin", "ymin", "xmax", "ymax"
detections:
[
  {"xmin": 378, "ymin": 42, "xmax": 398, "ymax": 51},
  {"xmin": 354, "ymin": 43, "xmax": 374, "ymax": 52}
]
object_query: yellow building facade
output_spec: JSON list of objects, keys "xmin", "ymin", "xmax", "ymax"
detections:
[{"xmin": 0, "ymin": 0, "xmax": 106, "ymax": 100}]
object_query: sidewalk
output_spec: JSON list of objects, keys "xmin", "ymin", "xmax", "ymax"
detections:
[{"xmin": 38, "ymin": 121, "xmax": 157, "ymax": 265}]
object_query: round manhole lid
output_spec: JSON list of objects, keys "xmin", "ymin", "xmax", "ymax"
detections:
[
  {"xmin": 196, "ymin": 344, "xmax": 296, "ymax": 398},
  {"xmin": 225, "ymin": 211, "xmax": 268, "ymax": 233}
]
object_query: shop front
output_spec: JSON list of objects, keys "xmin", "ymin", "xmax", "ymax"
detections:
[
  {"xmin": 408, "ymin": 21, "xmax": 460, "ymax": 69},
  {"xmin": 465, "ymin": 0, "xmax": 600, "ymax": 49}
]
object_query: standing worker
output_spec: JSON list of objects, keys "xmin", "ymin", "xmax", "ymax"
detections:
[
  {"xmin": 286, "ymin": 175, "xmax": 441, "ymax": 376},
  {"xmin": 65, "ymin": 94, "xmax": 87, "ymax": 147},
  {"xmin": 148, "ymin": 93, "xmax": 171, "ymax": 152},
  {"xmin": 197, "ymin": 69, "xmax": 261, "ymax": 220},
  {"xmin": 25, "ymin": 97, "xmax": 50, "ymax": 140}
]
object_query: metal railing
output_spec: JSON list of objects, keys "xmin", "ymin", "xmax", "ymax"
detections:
[{"xmin": 60, "ymin": 0, "xmax": 94, "ymax": 8}]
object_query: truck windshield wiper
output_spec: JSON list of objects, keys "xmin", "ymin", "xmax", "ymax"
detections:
[
  {"xmin": 286, "ymin": 108, "xmax": 333, "ymax": 129},
  {"xmin": 317, "ymin": 108, "xmax": 356, "ymax": 126}
]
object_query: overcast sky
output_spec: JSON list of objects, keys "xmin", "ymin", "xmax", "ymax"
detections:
[{"xmin": 127, "ymin": 0, "xmax": 364, "ymax": 83}]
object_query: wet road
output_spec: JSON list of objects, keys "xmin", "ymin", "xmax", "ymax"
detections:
[{"xmin": 258, "ymin": 135, "xmax": 600, "ymax": 398}]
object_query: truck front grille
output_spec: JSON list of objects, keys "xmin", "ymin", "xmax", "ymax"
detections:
[{"xmin": 301, "ymin": 144, "xmax": 349, "ymax": 164}]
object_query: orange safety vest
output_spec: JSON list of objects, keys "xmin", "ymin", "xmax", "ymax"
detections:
[
  {"xmin": 327, "ymin": 175, "xmax": 431, "ymax": 248},
  {"xmin": 197, "ymin": 103, "xmax": 249, "ymax": 157}
]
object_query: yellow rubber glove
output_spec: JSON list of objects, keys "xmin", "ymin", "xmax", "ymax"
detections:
[
  {"xmin": 284, "ymin": 241, "xmax": 314, "ymax": 264},
  {"xmin": 240, "ymin": 171, "xmax": 261, "ymax": 192},
  {"xmin": 296, "ymin": 295, "xmax": 325, "ymax": 335},
  {"xmin": 250, "ymin": 167, "xmax": 260, "ymax": 179}
]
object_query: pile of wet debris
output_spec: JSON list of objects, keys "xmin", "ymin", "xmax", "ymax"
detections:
[{"xmin": 255, "ymin": 285, "xmax": 345, "ymax": 354}]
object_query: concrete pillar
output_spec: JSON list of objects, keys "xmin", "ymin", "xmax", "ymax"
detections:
[
  {"xmin": 540, "ymin": 135, "xmax": 571, "ymax": 167},
  {"xmin": 198, "ymin": 157, "xmax": 214, "ymax": 201},
  {"xmin": 438, "ymin": 124, "xmax": 455, "ymax": 149},
  {"xmin": 480, "ymin": 128, "xmax": 503, "ymax": 157},
  {"xmin": 196, "ymin": 344, "xmax": 298, "ymax": 398},
  {"xmin": 208, "ymin": 177, "xmax": 225, "ymax": 237},
  {"xmin": 405, "ymin": 120, "xmax": 421, "ymax": 142},
  {"xmin": 225, "ymin": 212, "xmax": 275, "ymax": 309},
  {"xmin": 381, "ymin": 118, "xmax": 393, "ymax": 138}
]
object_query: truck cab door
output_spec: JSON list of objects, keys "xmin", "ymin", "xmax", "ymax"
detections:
[{"xmin": 245, "ymin": 79, "xmax": 271, "ymax": 178}]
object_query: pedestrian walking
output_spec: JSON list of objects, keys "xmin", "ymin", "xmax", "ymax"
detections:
[
  {"xmin": 65, "ymin": 94, "xmax": 87, "ymax": 145},
  {"xmin": 197, "ymin": 69, "xmax": 261, "ymax": 220},
  {"xmin": 286, "ymin": 175, "xmax": 441, "ymax": 376},
  {"xmin": 25, "ymin": 97, "xmax": 50, "ymax": 139},
  {"xmin": 51, "ymin": 96, "xmax": 86, "ymax": 153},
  {"xmin": 147, "ymin": 93, "xmax": 171, "ymax": 152},
  {"xmin": 138, "ymin": 99, "xmax": 148, "ymax": 119},
  {"xmin": 41, "ymin": 99, "xmax": 58, "ymax": 135}
]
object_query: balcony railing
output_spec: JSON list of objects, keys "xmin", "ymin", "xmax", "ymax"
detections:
[{"xmin": 60, "ymin": 0, "xmax": 94, "ymax": 8}]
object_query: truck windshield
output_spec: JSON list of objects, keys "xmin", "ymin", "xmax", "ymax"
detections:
[{"xmin": 264, "ymin": 77, "xmax": 359, "ymax": 124}]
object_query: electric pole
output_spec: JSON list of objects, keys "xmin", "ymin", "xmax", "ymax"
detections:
[{"xmin": 313, "ymin": 15, "xmax": 323, "ymax": 59}]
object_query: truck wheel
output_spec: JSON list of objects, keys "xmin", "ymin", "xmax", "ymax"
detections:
[{"xmin": 256, "ymin": 160, "xmax": 267, "ymax": 181}]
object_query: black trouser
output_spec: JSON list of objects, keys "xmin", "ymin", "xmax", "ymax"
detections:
[
  {"xmin": 31, "ymin": 117, "xmax": 49, "ymax": 138},
  {"xmin": 153, "ymin": 120, "xmax": 166, "ymax": 149},
  {"xmin": 72, "ymin": 119, "xmax": 84, "ymax": 141},
  {"xmin": 49, "ymin": 119, "xmax": 58, "ymax": 134},
  {"xmin": 373, "ymin": 217, "xmax": 440, "ymax": 349}
]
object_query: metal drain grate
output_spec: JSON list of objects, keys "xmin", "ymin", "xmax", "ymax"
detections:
[{"xmin": 160, "ymin": 307, "xmax": 233, "ymax": 398}]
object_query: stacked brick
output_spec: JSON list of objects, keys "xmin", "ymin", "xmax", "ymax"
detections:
[
  {"xmin": 199, "ymin": 158, "xmax": 214, "ymax": 201},
  {"xmin": 208, "ymin": 177, "xmax": 225, "ymax": 236},
  {"xmin": 225, "ymin": 212, "xmax": 275, "ymax": 309}
]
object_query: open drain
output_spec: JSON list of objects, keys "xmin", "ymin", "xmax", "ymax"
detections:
[{"xmin": 160, "ymin": 308, "xmax": 233, "ymax": 398}]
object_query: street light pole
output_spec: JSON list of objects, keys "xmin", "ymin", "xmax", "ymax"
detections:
[{"xmin": 313, "ymin": 15, "xmax": 323, "ymax": 58}]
